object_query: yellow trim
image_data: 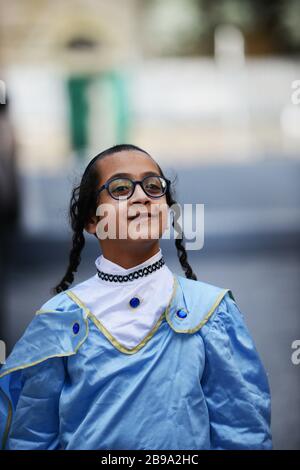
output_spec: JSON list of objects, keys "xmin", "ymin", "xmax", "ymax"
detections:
[
  {"xmin": 165, "ymin": 288, "xmax": 230, "ymax": 334},
  {"xmin": 0, "ymin": 387, "xmax": 12, "ymax": 450},
  {"xmin": 35, "ymin": 309, "xmax": 57, "ymax": 315},
  {"xmin": 35, "ymin": 306, "xmax": 81, "ymax": 316},
  {"xmin": 65, "ymin": 274, "xmax": 179, "ymax": 355}
]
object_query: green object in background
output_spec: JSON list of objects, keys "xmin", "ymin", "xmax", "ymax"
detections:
[
  {"xmin": 108, "ymin": 70, "xmax": 130, "ymax": 144},
  {"xmin": 67, "ymin": 76, "xmax": 92, "ymax": 157},
  {"xmin": 67, "ymin": 71, "xmax": 130, "ymax": 158}
]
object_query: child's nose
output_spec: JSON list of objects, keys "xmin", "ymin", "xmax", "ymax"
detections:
[{"xmin": 130, "ymin": 182, "xmax": 150, "ymax": 201}]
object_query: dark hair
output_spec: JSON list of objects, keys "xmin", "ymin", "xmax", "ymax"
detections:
[{"xmin": 53, "ymin": 144, "xmax": 197, "ymax": 294}]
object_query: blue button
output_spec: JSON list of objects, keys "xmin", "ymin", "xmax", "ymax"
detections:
[
  {"xmin": 72, "ymin": 322, "xmax": 80, "ymax": 334},
  {"xmin": 129, "ymin": 297, "xmax": 140, "ymax": 308},
  {"xmin": 176, "ymin": 309, "xmax": 187, "ymax": 319}
]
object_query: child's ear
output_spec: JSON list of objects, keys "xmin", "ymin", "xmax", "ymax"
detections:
[{"xmin": 84, "ymin": 215, "xmax": 98, "ymax": 235}]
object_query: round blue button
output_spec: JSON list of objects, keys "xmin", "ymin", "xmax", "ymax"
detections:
[
  {"xmin": 176, "ymin": 309, "xmax": 187, "ymax": 319},
  {"xmin": 72, "ymin": 322, "xmax": 80, "ymax": 334},
  {"xmin": 129, "ymin": 297, "xmax": 140, "ymax": 308}
]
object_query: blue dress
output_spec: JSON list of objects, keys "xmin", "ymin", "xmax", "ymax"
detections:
[{"xmin": 0, "ymin": 273, "xmax": 272, "ymax": 450}]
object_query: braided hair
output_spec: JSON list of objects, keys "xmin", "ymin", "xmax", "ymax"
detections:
[{"xmin": 52, "ymin": 144, "xmax": 197, "ymax": 294}]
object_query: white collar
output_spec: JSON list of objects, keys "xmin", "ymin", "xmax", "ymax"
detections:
[{"xmin": 70, "ymin": 247, "xmax": 175, "ymax": 350}]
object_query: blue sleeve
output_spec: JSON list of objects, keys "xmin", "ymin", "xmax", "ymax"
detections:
[
  {"xmin": 200, "ymin": 293, "xmax": 272, "ymax": 450},
  {"xmin": 6, "ymin": 357, "xmax": 66, "ymax": 450}
]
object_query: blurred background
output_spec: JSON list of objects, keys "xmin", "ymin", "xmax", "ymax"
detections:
[{"xmin": 0, "ymin": 0, "xmax": 299, "ymax": 449}]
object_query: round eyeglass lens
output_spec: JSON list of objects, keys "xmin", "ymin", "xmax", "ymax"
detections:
[
  {"xmin": 143, "ymin": 176, "xmax": 167, "ymax": 197},
  {"xmin": 108, "ymin": 178, "xmax": 133, "ymax": 199}
]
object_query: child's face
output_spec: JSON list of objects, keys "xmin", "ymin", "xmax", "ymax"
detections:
[{"xmin": 85, "ymin": 151, "xmax": 170, "ymax": 244}]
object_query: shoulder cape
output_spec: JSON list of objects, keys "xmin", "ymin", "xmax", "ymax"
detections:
[{"xmin": 0, "ymin": 273, "xmax": 234, "ymax": 449}]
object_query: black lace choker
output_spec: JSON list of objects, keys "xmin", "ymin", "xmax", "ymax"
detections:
[{"xmin": 97, "ymin": 256, "xmax": 165, "ymax": 283}]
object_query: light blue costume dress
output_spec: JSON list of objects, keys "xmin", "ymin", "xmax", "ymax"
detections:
[{"xmin": 0, "ymin": 255, "xmax": 272, "ymax": 450}]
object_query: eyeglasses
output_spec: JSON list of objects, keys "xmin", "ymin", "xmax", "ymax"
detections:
[{"xmin": 96, "ymin": 175, "xmax": 170, "ymax": 200}]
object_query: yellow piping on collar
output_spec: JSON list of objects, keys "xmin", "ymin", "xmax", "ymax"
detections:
[{"xmin": 165, "ymin": 287, "xmax": 231, "ymax": 334}]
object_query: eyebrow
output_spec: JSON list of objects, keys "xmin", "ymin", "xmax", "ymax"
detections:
[{"xmin": 108, "ymin": 171, "xmax": 160, "ymax": 180}]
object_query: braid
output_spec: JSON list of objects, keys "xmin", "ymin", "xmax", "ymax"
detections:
[
  {"xmin": 174, "ymin": 237, "xmax": 197, "ymax": 281},
  {"xmin": 53, "ymin": 229, "xmax": 85, "ymax": 294},
  {"xmin": 163, "ymin": 170, "xmax": 198, "ymax": 281},
  {"xmin": 52, "ymin": 184, "xmax": 87, "ymax": 294}
]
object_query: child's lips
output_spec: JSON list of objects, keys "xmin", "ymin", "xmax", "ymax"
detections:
[
  {"xmin": 128, "ymin": 213, "xmax": 150, "ymax": 221},
  {"xmin": 128, "ymin": 213, "xmax": 157, "ymax": 221}
]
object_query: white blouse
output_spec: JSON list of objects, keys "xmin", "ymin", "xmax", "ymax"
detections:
[{"xmin": 70, "ymin": 248, "xmax": 175, "ymax": 349}]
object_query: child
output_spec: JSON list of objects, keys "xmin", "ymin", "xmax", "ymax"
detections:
[{"xmin": 0, "ymin": 144, "xmax": 272, "ymax": 450}]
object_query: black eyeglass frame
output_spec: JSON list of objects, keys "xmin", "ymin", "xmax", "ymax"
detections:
[{"xmin": 96, "ymin": 175, "xmax": 171, "ymax": 200}]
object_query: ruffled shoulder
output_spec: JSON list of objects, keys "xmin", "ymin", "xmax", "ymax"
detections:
[{"xmin": 199, "ymin": 290, "xmax": 240, "ymax": 338}]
